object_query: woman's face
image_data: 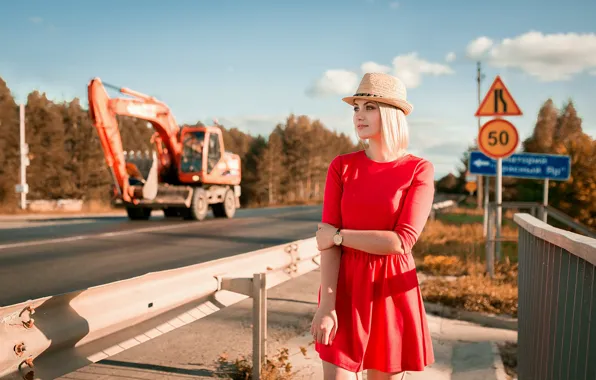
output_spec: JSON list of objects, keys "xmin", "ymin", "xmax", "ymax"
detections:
[{"xmin": 353, "ymin": 99, "xmax": 381, "ymax": 140}]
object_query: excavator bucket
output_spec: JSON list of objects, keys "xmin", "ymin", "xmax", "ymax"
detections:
[{"xmin": 119, "ymin": 151, "xmax": 193, "ymax": 208}]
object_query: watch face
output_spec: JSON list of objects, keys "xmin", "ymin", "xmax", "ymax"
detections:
[{"xmin": 333, "ymin": 234, "xmax": 342, "ymax": 245}]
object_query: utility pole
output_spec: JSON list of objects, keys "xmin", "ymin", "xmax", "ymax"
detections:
[
  {"xmin": 476, "ymin": 62, "xmax": 484, "ymax": 209},
  {"xmin": 17, "ymin": 104, "xmax": 29, "ymax": 209},
  {"xmin": 476, "ymin": 62, "xmax": 489, "ymax": 236}
]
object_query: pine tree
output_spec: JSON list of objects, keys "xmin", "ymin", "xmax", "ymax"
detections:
[
  {"xmin": 548, "ymin": 102, "xmax": 595, "ymax": 228},
  {"xmin": 241, "ymin": 135, "xmax": 268, "ymax": 206},
  {"xmin": 0, "ymin": 77, "xmax": 20, "ymax": 207},
  {"xmin": 60, "ymin": 99, "xmax": 111, "ymax": 201},
  {"xmin": 522, "ymin": 99, "xmax": 558, "ymax": 153},
  {"xmin": 24, "ymin": 91, "xmax": 69, "ymax": 200},
  {"xmin": 256, "ymin": 129, "xmax": 284, "ymax": 205},
  {"xmin": 553, "ymin": 100, "xmax": 583, "ymax": 146}
]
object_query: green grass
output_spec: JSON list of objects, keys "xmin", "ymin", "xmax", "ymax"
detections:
[{"xmin": 436, "ymin": 212, "xmax": 518, "ymax": 229}]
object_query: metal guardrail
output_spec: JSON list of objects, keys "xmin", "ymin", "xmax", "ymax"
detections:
[
  {"xmin": 484, "ymin": 201, "xmax": 595, "ymax": 278},
  {"xmin": 514, "ymin": 213, "xmax": 596, "ymax": 380},
  {"xmin": 543, "ymin": 205, "xmax": 596, "ymax": 239},
  {"xmin": 429, "ymin": 197, "xmax": 465, "ymax": 220},
  {"xmin": 0, "ymin": 237, "xmax": 321, "ymax": 380}
]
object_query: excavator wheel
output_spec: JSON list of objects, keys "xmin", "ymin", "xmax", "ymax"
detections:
[
  {"xmin": 212, "ymin": 188, "xmax": 236, "ymax": 219},
  {"xmin": 126, "ymin": 207, "xmax": 152, "ymax": 220},
  {"xmin": 186, "ymin": 187, "xmax": 209, "ymax": 221}
]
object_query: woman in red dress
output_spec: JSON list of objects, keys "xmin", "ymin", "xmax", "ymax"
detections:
[{"xmin": 311, "ymin": 72, "xmax": 435, "ymax": 380}]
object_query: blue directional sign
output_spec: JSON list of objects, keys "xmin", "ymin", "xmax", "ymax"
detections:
[{"xmin": 469, "ymin": 151, "xmax": 571, "ymax": 181}]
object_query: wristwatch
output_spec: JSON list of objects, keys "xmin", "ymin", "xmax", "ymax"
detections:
[{"xmin": 333, "ymin": 229, "xmax": 343, "ymax": 246}]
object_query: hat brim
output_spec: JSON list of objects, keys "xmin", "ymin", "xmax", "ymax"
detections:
[{"xmin": 342, "ymin": 95, "xmax": 413, "ymax": 115}]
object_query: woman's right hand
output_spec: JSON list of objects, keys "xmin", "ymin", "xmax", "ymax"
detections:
[{"xmin": 311, "ymin": 305, "xmax": 338, "ymax": 345}]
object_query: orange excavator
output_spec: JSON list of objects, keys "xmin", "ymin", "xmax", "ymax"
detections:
[{"xmin": 87, "ymin": 77, "xmax": 242, "ymax": 221}]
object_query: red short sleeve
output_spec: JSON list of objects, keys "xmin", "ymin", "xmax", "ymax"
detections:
[
  {"xmin": 394, "ymin": 159, "xmax": 435, "ymax": 253},
  {"xmin": 321, "ymin": 155, "xmax": 343, "ymax": 229}
]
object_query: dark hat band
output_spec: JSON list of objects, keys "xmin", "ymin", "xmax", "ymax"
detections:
[{"xmin": 353, "ymin": 92, "xmax": 384, "ymax": 98}]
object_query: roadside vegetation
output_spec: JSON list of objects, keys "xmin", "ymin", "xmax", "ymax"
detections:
[
  {"xmin": 415, "ymin": 204, "xmax": 519, "ymax": 318},
  {"xmin": 215, "ymin": 347, "xmax": 301, "ymax": 380},
  {"xmin": 415, "ymin": 202, "xmax": 520, "ymax": 378}
]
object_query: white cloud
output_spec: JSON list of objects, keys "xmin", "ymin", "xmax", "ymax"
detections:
[
  {"xmin": 360, "ymin": 61, "xmax": 391, "ymax": 74},
  {"xmin": 389, "ymin": 1, "xmax": 399, "ymax": 9},
  {"xmin": 487, "ymin": 31, "xmax": 596, "ymax": 81},
  {"xmin": 467, "ymin": 32, "xmax": 596, "ymax": 81},
  {"xmin": 307, "ymin": 53, "xmax": 454, "ymax": 97},
  {"xmin": 466, "ymin": 36, "xmax": 494, "ymax": 60},
  {"xmin": 445, "ymin": 52, "xmax": 456, "ymax": 62},
  {"xmin": 392, "ymin": 53, "xmax": 455, "ymax": 88},
  {"xmin": 29, "ymin": 17, "xmax": 43, "ymax": 24},
  {"xmin": 305, "ymin": 69, "xmax": 359, "ymax": 97}
]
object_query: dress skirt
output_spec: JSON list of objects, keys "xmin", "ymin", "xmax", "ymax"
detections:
[{"xmin": 315, "ymin": 248, "xmax": 435, "ymax": 373}]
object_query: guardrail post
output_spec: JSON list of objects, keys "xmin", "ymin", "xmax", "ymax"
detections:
[
  {"xmin": 252, "ymin": 272, "xmax": 267, "ymax": 380},
  {"xmin": 219, "ymin": 273, "xmax": 267, "ymax": 380},
  {"xmin": 539, "ymin": 204, "xmax": 548, "ymax": 223}
]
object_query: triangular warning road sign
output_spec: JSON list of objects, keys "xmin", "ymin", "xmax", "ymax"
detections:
[{"xmin": 475, "ymin": 76, "xmax": 522, "ymax": 117}]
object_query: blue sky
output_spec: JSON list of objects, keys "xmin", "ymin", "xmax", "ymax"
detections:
[{"xmin": 1, "ymin": 0, "xmax": 595, "ymax": 179}]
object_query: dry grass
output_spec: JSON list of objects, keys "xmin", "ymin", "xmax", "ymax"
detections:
[
  {"xmin": 0, "ymin": 199, "xmax": 118, "ymax": 215},
  {"xmin": 420, "ymin": 264, "xmax": 519, "ymax": 317},
  {"xmin": 415, "ymin": 213, "xmax": 519, "ymax": 264},
  {"xmin": 415, "ymin": 208, "xmax": 520, "ymax": 318},
  {"xmin": 215, "ymin": 347, "xmax": 307, "ymax": 380}
]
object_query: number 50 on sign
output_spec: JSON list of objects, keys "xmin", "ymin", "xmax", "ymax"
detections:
[{"xmin": 478, "ymin": 119, "xmax": 519, "ymax": 159}]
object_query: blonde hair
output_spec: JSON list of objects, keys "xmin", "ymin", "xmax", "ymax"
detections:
[{"xmin": 356, "ymin": 102, "xmax": 409, "ymax": 158}]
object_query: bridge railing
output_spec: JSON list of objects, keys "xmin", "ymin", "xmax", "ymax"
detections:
[{"xmin": 514, "ymin": 213, "xmax": 596, "ymax": 380}]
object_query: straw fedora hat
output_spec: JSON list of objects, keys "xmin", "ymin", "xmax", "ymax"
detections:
[{"xmin": 342, "ymin": 72, "xmax": 413, "ymax": 115}]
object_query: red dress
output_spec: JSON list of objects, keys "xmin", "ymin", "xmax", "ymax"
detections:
[{"xmin": 315, "ymin": 150, "xmax": 435, "ymax": 373}]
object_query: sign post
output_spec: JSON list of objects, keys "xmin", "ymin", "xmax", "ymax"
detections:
[
  {"xmin": 474, "ymin": 75, "xmax": 523, "ymax": 276},
  {"xmin": 543, "ymin": 179, "xmax": 549, "ymax": 222},
  {"xmin": 477, "ymin": 118, "xmax": 519, "ymax": 262}
]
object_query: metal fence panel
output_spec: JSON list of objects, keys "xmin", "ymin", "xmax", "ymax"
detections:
[{"xmin": 514, "ymin": 213, "xmax": 596, "ymax": 380}]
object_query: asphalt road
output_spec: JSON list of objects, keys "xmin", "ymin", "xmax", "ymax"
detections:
[
  {"xmin": 0, "ymin": 193, "xmax": 458, "ymax": 308},
  {"xmin": 0, "ymin": 205, "xmax": 322, "ymax": 307}
]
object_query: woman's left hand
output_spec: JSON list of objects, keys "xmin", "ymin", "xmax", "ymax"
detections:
[{"xmin": 316, "ymin": 223, "xmax": 337, "ymax": 250}]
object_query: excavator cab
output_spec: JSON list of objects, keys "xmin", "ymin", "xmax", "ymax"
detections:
[
  {"xmin": 180, "ymin": 130, "xmax": 206, "ymax": 173},
  {"xmin": 177, "ymin": 127, "xmax": 227, "ymax": 184}
]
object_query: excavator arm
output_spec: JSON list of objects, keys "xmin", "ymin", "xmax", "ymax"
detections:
[{"xmin": 87, "ymin": 77, "xmax": 181, "ymax": 202}]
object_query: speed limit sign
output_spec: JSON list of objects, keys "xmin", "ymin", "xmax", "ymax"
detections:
[{"xmin": 478, "ymin": 119, "xmax": 519, "ymax": 159}]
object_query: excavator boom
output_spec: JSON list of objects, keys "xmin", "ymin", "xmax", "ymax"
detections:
[{"xmin": 87, "ymin": 77, "xmax": 181, "ymax": 201}]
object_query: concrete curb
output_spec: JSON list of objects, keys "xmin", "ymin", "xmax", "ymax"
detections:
[
  {"xmin": 424, "ymin": 302, "xmax": 518, "ymax": 331},
  {"xmin": 0, "ymin": 212, "xmax": 125, "ymax": 222},
  {"xmin": 491, "ymin": 342, "xmax": 510, "ymax": 380}
]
